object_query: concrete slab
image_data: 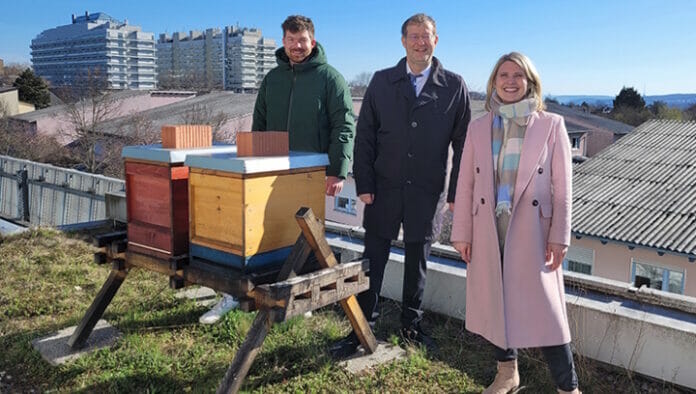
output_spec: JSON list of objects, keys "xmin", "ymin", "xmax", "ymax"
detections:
[
  {"xmin": 31, "ymin": 320, "xmax": 121, "ymax": 366},
  {"xmin": 338, "ymin": 342, "xmax": 407, "ymax": 374},
  {"xmin": 175, "ymin": 287, "xmax": 218, "ymax": 308},
  {"xmin": 0, "ymin": 218, "xmax": 27, "ymax": 236},
  {"xmin": 175, "ymin": 286, "xmax": 216, "ymax": 301}
]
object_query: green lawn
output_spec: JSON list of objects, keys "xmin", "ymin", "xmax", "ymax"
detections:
[{"xmin": 0, "ymin": 229, "xmax": 686, "ymax": 393}]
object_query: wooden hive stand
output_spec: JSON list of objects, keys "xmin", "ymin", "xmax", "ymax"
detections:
[{"xmin": 68, "ymin": 208, "xmax": 376, "ymax": 394}]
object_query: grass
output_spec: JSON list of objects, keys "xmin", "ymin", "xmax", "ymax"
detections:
[{"xmin": 0, "ymin": 229, "xmax": 689, "ymax": 393}]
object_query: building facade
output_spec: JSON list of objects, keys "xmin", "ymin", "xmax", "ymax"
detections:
[
  {"xmin": 31, "ymin": 12, "xmax": 156, "ymax": 90},
  {"xmin": 157, "ymin": 26, "xmax": 275, "ymax": 92},
  {"xmin": 568, "ymin": 119, "xmax": 696, "ymax": 297}
]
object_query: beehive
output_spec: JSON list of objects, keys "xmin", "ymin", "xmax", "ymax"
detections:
[
  {"xmin": 122, "ymin": 144, "xmax": 237, "ymax": 259},
  {"xmin": 184, "ymin": 152, "xmax": 329, "ymax": 272}
]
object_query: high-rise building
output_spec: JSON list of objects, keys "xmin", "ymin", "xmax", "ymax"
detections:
[
  {"xmin": 157, "ymin": 26, "xmax": 275, "ymax": 92},
  {"xmin": 31, "ymin": 12, "xmax": 156, "ymax": 90}
]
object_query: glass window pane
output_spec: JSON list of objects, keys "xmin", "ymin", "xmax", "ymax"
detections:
[
  {"xmin": 668, "ymin": 271, "xmax": 684, "ymax": 294},
  {"xmin": 635, "ymin": 263, "xmax": 663, "ymax": 290},
  {"xmin": 567, "ymin": 260, "xmax": 592, "ymax": 275}
]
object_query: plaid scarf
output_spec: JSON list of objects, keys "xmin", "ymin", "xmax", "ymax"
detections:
[{"xmin": 489, "ymin": 92, "xmax": 537, "ymax": 248}]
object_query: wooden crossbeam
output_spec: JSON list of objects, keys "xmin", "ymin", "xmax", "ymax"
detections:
[
  {"xmin": 294, "ymin": 207, "xmax": 378, "ymax": 353},
  {"xmin": 255, "ymin": 260, "xmax": 370, "ymax": 321}
]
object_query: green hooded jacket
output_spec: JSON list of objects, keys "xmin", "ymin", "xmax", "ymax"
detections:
[{"xmin": 252, "ymin": 43, "xmax": 355, "ymax": 178}]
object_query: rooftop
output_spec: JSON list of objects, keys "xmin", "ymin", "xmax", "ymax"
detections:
[
  {"xmin": 573, "ymin": 119, "xmax": 696, "ymax": 255},
  {"xmin": 546, "ymin": 101, "xmax": 634, "ymax": 135}
]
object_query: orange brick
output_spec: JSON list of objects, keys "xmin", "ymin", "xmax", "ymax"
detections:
[
  {"xmin": 161, "ymin": 125, "xmax": 212, "ymax": 149},
  {"xmin": 236, "ymin": 131, "xmax": 289, "ymax": 157}
]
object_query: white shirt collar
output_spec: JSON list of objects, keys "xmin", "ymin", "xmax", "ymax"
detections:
[{"xmin": 406, "ymin": 62, "xmax": 431, "ymax": 97}]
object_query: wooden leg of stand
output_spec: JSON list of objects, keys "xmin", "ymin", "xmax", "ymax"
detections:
[
  {"xmin": 68, "ymin": 268, "xmax": 129, "ymax": 349},
  {"xmin": 295, "ymin": 207, "xmax": 378, "ymax": 353},
  {"xmin": 215, "ymin": 309, "xmax": 272, "ymax": 394}
]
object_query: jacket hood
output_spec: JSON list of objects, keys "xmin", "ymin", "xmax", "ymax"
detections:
[{"xmin": 275, "ymin": 42, "xmax": 327, "ymax": 71}]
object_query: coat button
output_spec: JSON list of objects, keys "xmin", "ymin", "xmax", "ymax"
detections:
[
  {"xmin": 481, "ymin": 198, "xmax": 485, "ymax": 204},
  {"xmin": 407, "ymin": 152, "xmax": 414, "ymax": 158},
  {"xmin": 411, "ymin": 121, "xmax": 418, "ymax": 128},
  {"xmin": 532, "ymin": 200, "xmax": 539, "ymax": 206},
  {"xmin": 538, "ymin": 167, "xmax": 544, "ymax": 174},
  {"xmin": 476, "ymin": 167, "xmax": 480, "ymax": 173}
]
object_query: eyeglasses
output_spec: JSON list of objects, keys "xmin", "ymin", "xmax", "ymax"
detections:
[{"xmin": 406, "ymin": 33, "xmax": 434, "ymax": 42}]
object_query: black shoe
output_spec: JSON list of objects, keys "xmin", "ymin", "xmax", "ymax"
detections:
[
  {"xmin": 329, "ymin": 331, "xmax": 360, "ymax": 359},
  {"xmin": 401, "ymin": 327, "xmax": 439, "ymax": 354}
]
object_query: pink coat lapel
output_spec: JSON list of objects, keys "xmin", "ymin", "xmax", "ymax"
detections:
[{"xmin": 512, "ymin": 112, "xmax": 550, "ymax": 207}]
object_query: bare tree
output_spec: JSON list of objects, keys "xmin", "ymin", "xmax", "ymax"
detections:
[
  {"xmin": 0, "ymin": 62, "xmax": 31, "ymax": 86},
  {"xmin": 96, "ymin": 111, "xmax": 161, "ymax": 178},
  {"xmin": 158, "ymin": 70, "xmax": 220, "ymax": 92},
  {"xmin": 349, "ymin": 71, "xmax": 373, "ymax": 97},
  {"xmin": 178, "ymin": 103, "xmax": 232, "ymax": 142},
  {"xmin": 0, "ymin": 100, "xmax": 67, "ymax": 162},
  {"xmin": 60, "ymin": 69, "xmax": 123, "ymax": 173}
]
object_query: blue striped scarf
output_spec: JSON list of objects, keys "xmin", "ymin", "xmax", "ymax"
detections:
[{"xmin": 490, "ymin": 92, "xmax": 537, "ymax": 218}]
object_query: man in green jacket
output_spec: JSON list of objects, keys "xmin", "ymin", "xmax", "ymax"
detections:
[
  {"xmin": 199, "ymin": 15, "xmax": 355, "ymax": 326},
  {"xmin": 252, "ymin": 14, "xmax": 355, "ymax": 196}
]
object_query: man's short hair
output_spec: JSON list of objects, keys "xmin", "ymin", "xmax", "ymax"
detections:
[
  {"xmin": 401, "ymin": 13, "xmax": 436, "ymax": 37},
  {"xmin": 282, "ymin": 15, "xmax": 315, "ymax": 38}
]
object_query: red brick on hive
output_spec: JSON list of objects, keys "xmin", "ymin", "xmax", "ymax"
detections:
[
  {"xmin": 236, "ymin": 131, "xmax": 289, "ymax": 157},
  {"xmin": 161, "ymin": 125, "xmax": 212, "ymax": 149}
]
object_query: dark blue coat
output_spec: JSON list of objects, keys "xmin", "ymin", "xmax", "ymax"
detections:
[{"xmin": 354, "ymin": 57, "xmax": 471, "ymax": 242}]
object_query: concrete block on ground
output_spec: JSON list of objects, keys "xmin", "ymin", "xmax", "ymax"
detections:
[
  {"xmin": 31, "ymin": 319, "xmax": 121, "ymax": 366},
  {"xmin": 175, "ymin": 286, "xmax": 218, "ymax": 307},
  {"xmin": 338, "ymin": 342, "xmax": 407, "ymax": 374}
]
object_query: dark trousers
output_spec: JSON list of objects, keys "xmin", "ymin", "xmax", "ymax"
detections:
[
  {"xmin": 494, "ymin": 343, "xmax": 578, "ymax": 391},
  {"xmin": 356, "ymin": 230, "xmax": 431, "ymax": 329}
]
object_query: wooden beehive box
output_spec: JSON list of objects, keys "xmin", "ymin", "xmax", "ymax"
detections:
[
  {"xmin": 184, "ymin": 152, "xmax": 329, "ymax": 272},
  {"xmin": 121, "ymin": 143, "xmax": 237, "ymax": 259}
]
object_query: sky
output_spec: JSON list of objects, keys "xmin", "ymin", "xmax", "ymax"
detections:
[{"xmin": 1, "ymin": 0, "xmax": 694, "ymax": 96}]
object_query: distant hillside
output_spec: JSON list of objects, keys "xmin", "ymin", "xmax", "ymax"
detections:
[{"xmin": 550, "ymin": 94, "xmax": 696, "ymax": 109}]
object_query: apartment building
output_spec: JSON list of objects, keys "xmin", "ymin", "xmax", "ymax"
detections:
[
  {"xmin": 31, "ymin": 12, "xmax": 156, "ymax": 90},
  {"xmin": 157, "ymin": 26, "xmax": 275, "ymax": 92}
]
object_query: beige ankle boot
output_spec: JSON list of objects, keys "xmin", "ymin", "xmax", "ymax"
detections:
[
  {"xmin": 557, "ymin": 389, "xmax": 581, "ymax": 394},
  {"xmin": 483, "ymin": 360, "xmax": 520, "ymax": 394}
]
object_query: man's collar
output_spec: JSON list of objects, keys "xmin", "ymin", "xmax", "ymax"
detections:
[
  {"xmin": 406, "ymin": 62, "xmax": 432, "ymax": 81},
  {"xmin": 389, "ymin": 57, "xmax": 445, "ymax": 87}
]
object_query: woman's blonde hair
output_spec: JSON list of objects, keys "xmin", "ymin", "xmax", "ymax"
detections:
[{"xmin": 485, "ymin": 52, "xmax": 545, "ymax": 112}]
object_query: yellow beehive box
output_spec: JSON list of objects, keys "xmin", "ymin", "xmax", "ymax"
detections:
[{"xmin": 184, "ymin": 152, "xmax": 328, "ymax": 272}]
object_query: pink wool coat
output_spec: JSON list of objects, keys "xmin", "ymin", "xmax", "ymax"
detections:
[{"xmin": 451, "ymin": 110, "xmax": 572, "ymax": 349}]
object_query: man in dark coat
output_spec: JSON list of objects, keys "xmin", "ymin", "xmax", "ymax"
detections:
[{"xmin": 330, "ymin": 13, "xmax": 471, "ymax": 357}]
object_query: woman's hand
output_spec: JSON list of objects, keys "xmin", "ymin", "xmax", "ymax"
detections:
[
  {"xmin": 452, "ymin": 241, "xmax": 471, "ymax": 263},
  {"xmin": 545, "ymin": 242, "xmax": 568, "ymax": 271}
]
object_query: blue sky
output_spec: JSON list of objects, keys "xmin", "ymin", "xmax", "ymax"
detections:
[{"xmin": 1, "ymin": 0, "xmax": 694, "ymax": 95}]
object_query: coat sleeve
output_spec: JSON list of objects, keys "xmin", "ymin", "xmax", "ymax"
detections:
[
  {"xmin": 353, "ymin": 73, "xmax": 380, "ymax": 196},
  {"xmin": 447, "ymin": 77, "xmax": 471, "ymax": 203},
  {"xmin": 450, "ymin": 126, "xmax": 475, "ymax": 244},
  {"xmin": 548, "ymin": 116, "xmax": 572, "ymax": 246},
  {"xmin": 251, "ymin": 76, "xmax": 268, "ymax": 131},
  {"xmin": 325, "ymin": 70, "xmax": 355, "ymax": 178}
]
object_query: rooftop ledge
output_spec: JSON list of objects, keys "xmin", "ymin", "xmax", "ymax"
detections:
[{"xmin": 325, "ymin": 220, "xmax": 696, "ymax": 389}]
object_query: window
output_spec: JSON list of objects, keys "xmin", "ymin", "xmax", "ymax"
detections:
[
  {"xmin": 563, "ymin": 245, "xmax": 593, "ymax": 275},
  {"xmin": 334, "ymin": 196, "xmax": 357, "ymax": 215},
  {"xmin": 631, "ymin": 260, "xmax": 684, "ymax": 294},
  {"xmin": 571, "ymin": 136, "xmax": 581, "ymax": 149}
]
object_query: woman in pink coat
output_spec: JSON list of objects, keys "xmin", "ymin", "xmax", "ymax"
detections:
[{"xmin": 451, "ymin": 52, "xmax": 579, "ymax": 393}]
